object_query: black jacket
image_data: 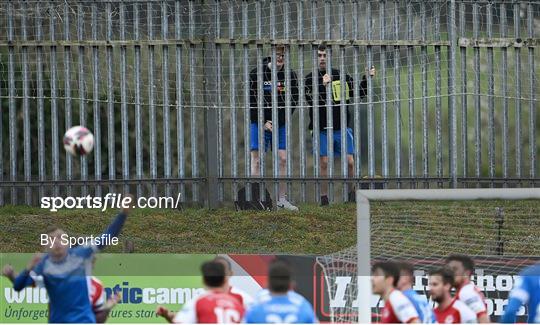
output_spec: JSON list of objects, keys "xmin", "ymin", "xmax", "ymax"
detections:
[
  {"xmin": 249, "ymin": 58, "xmax": 299, "ymax": 125},
  {"xmin": 305, "ymin": 68, "xmax": 368, "ymax": 130}
]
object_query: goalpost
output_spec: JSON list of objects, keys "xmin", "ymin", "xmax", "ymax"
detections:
[{"xmin": 317, "ymin": 188, "xmax": 540, "ymax": 323}]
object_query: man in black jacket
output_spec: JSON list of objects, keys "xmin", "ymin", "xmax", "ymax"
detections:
[
  {"xmin": 249, "ymin": 45, "xmax": 299, "ymax": 211},
  {"xmin": 305, "ymin": 44, "xmax": 375, "ymax": 206}
]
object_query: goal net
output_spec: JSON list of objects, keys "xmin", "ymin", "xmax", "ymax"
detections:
[{"xmin": 316, "ymin": 188, "xmax": 540, "ymax": 323}]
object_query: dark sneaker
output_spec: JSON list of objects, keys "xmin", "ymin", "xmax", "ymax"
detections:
[
  {"xmin": 348, "ymin": 191, "xmax": 356, "ymax": 203},
  {"xmin": 320, "ymin": 195, "xmax": 329, "ymax": 206}
]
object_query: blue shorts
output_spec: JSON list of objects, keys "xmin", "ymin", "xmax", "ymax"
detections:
[
  {"xmin": 250, "ymin": 123, "xmax": 286, "ymax": 151},
  {"xmin": 317, "ymin": 128, "xmax": 355, "ymax": 157}
]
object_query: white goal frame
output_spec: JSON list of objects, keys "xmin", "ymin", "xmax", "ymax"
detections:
[{"xmin": 355, "ymin": 188, "xmax": 540, "ymax": 323}]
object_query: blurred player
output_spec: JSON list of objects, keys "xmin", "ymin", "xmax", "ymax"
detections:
[
  {"xmin": 2, "ymin": 262, "xmax": 120, "ymax": 323},
  {"xmin": 9, "ymin": 204, "xmax": 130, "ymax": 323},
  {"xmin": 89, "ymin": 257, "xmax": 122, "ymax": 323},
  {"xmin": 156, "ymin": 260, "xmax": 244, "ymax": 323},
  {"xmin": 90, "ymin": 276, "xmax": 121, "ymax": 323},
  {"xmin": 429, "ymin": 267, "xmax": 476, "ymax": 324},
  {"xmin": 214, "ymin": 256, "xmax": 254, "ymax": 308},
  {"xmin": 446, "ymin": 255, "xmax": 490, "ymax": 323},
  {"xmin": 397, "ymin": 262, "xmax": 436, "ymax": 323},
  {"xmin": 245, "ymin": 259, "xmax": 317, "ymax": 323},
  {"xmin": 371, "ymin": 261, "xmax": 420, "ymax": 323},
  {"xmin": 500, "ymin": 262, "xmax": 540, "ymax": 323}
]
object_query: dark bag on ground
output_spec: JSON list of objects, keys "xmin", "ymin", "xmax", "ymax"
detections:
[{"xmin": 235, "ymin": 183, "xmax": 273, "ymax": 211}]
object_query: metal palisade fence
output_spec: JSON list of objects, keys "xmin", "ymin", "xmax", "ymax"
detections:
[{"xmin": 0, "ymin": 0, "xmax": 538, "ymax": 207}]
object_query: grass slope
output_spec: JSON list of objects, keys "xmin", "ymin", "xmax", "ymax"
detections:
[
  {"xmin": 0, "ymin": 200, "xmax": 538, "ymax": 256},
  {"xmin": 0, "ymin": 204, "xmax": 357, "ymax": 254}
]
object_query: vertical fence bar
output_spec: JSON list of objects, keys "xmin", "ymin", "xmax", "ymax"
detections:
[
  {"xmin": 420, "ymin": 1, "xmax": 428, "ymax": 188},
  {"xmin": 162, "ymin": 2, "xmax": 171, "ymax": 197},
  {"xmin": 501, "ymin": 2, "xmax": 509, "ymax": 183},
  {"xmin": 473, "ymin": 2, "xmax": 481, "ymax": 184},
  {"xmin": 381, "ymin": 0, "xmax": 389, "ymax": 186},
  {"xmin": 448, "ymin": 0, "xmax": 458, "ymax": 188},
  {"xmin": 367, "ymin": 0, "xmax": 375, "ymax": 185},
  {"xmin": 148, "ymin": 2, "xmax": 158, "ymax": 197},
  {"xmin": 203, "ymin": 1, "xmax": 220, "ymax": 208},
  {"xmin": 242, "ymin": 0, "xmax": 251, "ymax": 201},
  {"xmin": 50, "ymin": 3, "xmax": 60, "ymax": 197},
  {"xmin": 352, "ymin": 0, "xmax": 361, "ymax": 188},
  {"xmin": 393, "ymin": 0, "xmax": 401, "ymax": 187},
  {"xmin": 514, "ymin": 2, "xmax": 522, "ymax": 179},
  {"xmin": 487, "ymin": 2, "xmax": 495, "ymax": 186},
  {"xmin": 78, "ymin": 3, "xmax": 88, "ymax": 196},
  {"xmin": 406, "ymin": 0, "xmax": 414, "ymax": 187},
  {"xmin": 435, "ymin": 1, "xmax": 442, "ymax": 187},
  {"xmin": 0, "ymin": 42, "xmax": 2, "ymax": 205},
  {"xmin": 339, "ymin": 0, "xmax": 347, "ymax": 200},
  {"xmin": 459, "ymin": 1, "xmax": 467, "ymax": 179},
  {"xmin": 120, "ymin": 3, "xmax": 130, "ymax": 194},
  {"xmin": 36, "ymin": 3, "xmax": 45, "ymax": 199},
  {"xmin": 311, "ymin": 0, "xmax": 321, "ymax": 202},
  {"xmin": 189, "ymin": 0, "xmax": 199, "ymax": 202},
  {"xmin": 270, "ymin": 0, "xmax": 280, "ymax": 202},
  {"xmin": 175, "ymin": 0, "xmax": 185, "ymax": 202},
  {"xmin": 135, "ymin": 3, "xmax": 143, "ymax": 198},
  {"xmin": 229, "ymin": 1, "xmax": 238, "ymax": 201},
  {"xmin": 8, "ymin": 1, "xmax": 16, "ymax": 204},
  {"xmin": 324, "ymin": 0, "xmax": 334, "ymax": 201},
  {"xmin": 106, "ymin": 3, "xmax": 115, "ymax": 194},
  {"xmin": 255, "ymin": 0, "xmax": 265, "ymax": 198},
  {"xmin": 64, "ymin": 2, "xmax": 73, "ymax": 196},
  {"xmin": 214, "ymin": 0, "xmax": 224, "ymax": 202},
  {"xmin": 527, "ymin": 3, "xmax": 536, "ymax": 182},
  {"xmin": 217, "ymin": 1, "xmax": 224, "ymax": 202},
  {"xmin": 0, "ymin": 69, "xmax": 2, "ymax": 205},
  {"xmin": 297, "ymin": 0, "xmax": 307, "ymax": 203},
  {"xmin": 22, "ymin": 1, "xmax": 31, "ymax": 204},
  {"xmin": 284, "ymin": 0, "xmax": 293, "ymax": 202},
  {"xmin": 91, "ymin": 3, "xmax": 101, "ymax": 197}
]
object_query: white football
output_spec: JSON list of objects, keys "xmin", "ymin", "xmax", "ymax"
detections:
[{"xmin": 63, "ymin": 126, "xmax": 94, "ymax": 157}]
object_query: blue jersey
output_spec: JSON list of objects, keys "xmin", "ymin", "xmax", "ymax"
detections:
[
  {"xmin": 13, "ymin": 212, "xmax": 126, "ymax": 323},
  {"xmin": 246, "ymin": 290, "xmax": 317, "ymax": 323},
  {"xmin": 501, "ymin": 263, "xmax": 540, "ymax": 323},
  {"xmin": 402, "ymin": 289, "xmax": 436, "ymax": 323}
]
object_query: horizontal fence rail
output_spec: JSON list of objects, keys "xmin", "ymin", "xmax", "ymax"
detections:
[{"xmin": 0, "ymin": 0, "xmax": 538, "ymax": 207}]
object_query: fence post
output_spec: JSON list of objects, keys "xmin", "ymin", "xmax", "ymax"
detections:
[
  {"xmin": 204, "ymin": 1, "xmax": 219, "ymax": 209},
  {"xmin": 448, "ymin": 0, "xmax": 458, "ymax": 188}
]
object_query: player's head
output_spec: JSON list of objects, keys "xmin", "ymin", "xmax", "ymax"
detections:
[
  {"xmin": 429, "ymin": 267, "xmax": 455, "ymax": 303},
  {"xmin": 275, "ymin": 45, "xmax": 285, "ymax": 70},
  {"xmin": 268, "ymin": 259, "xmax": 292, "ymax": 294},
  {"xmin": 201, "ymin": 261, "xmax": 227, "ymax": 289},
  {"xmin": 446, "ymin": 254, "xmax": 474, "ymax": 287},
  {"xmin": 213, "ymin": 256, "xmax": 233, "ymax": 277},
  {"xmin": 317, "ymin": 44, "xmax": 327, "ymax": 70},
  {"xmin": 45, "ymin": 226, "xmax": 69, "ymax": 259},
  {"xmin": 397, "ymin": 262, "xmax": 415, "ymax": 291},
  {"xmin": 371, "ymin": 261, "xmax": 400, "ymax": 296}
]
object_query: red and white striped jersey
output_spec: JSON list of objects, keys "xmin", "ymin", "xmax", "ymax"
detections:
[
  {"xmin": 380, "ymin": 289, "xmax": 420, "ymax": 323},
  {"xmin": 229, "ymin": 286, "xmax": 254, "ymax": 309},
  {"xmin": 434, "ymin": 298, "xmax": 477, "ymax": 323},
  {"xmin": 89, "ymin": 277, "xmax": 106, "ymax": 312},
  {"xmin": 456, "ymin": 281, "xmax": 488, "ymax": 319},
  {"xmin": 173, "ymin": 290, "xmax": 245, "ymax": 324}
]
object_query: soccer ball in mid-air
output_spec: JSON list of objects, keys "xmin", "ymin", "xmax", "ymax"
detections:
[{"xmin": 63, "ymin": 126, "xmax": 94, "ymax": 157}]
